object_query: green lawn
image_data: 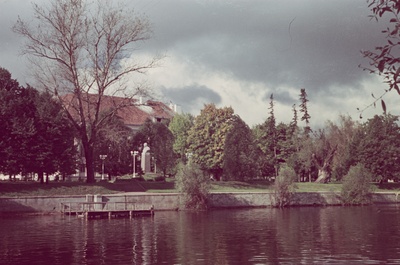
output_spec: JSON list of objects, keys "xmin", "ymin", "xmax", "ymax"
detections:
[{"xmin": 0, "ymin": 178, "xmax": 399, "ymax": 197}]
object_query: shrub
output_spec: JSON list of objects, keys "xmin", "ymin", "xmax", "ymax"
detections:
[
  {"xmin": 273, "ymin": 164, "xmax": 297, "ymax": 208},
  {"xmin": 341, "ymin": 163, "xmax": 374, "ymax": 205},
  {"xmin": 175, "ymin": 162, "xmax": 210, "ymax": 210}
]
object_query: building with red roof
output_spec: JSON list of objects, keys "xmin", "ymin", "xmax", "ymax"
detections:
[{"xmin": 61, "ymin": 93, "xmax": 175, "ymax": 132}]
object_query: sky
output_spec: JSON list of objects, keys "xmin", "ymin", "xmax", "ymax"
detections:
[{"xmin": 0, "ymin": 0, "xmax": 398, "ymax": 128}]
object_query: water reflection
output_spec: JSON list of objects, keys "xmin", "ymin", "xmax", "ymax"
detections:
[{"xmin": 1, "ymin": 205, "xmax": 400, "ymax": 264}]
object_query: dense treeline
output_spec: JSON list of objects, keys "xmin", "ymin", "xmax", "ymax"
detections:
[
  {"xmin": 171, "ymin": 94, "xmax": 400, "ymax": 183},
  {"xmin": 0, "ymin": 67, "xmax": 177, "ymax": 181},
  {"xmin": 2, "ymin": 65, "xmax": 400, "ymax": 184},
  {"xmin": 0, "ymin": 68, "xmax": 76, "ymax": 182}
]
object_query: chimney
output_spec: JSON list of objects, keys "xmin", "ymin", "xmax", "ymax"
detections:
[{"xmin": 139, "ymin": 97, "xmax": 143, "ymax": 104}]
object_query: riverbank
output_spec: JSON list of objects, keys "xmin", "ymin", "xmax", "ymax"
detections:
[{"xmin": 0, "ymin": 191, "xmax": 399, "ymax": 214}]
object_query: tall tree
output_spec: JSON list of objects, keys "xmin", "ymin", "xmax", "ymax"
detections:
[
  {"xmin": 289, "ymin": 104, "xmax": 298, "ymax": 136},
  {"xmin": 187, "ymin": 104, "xmax": 234, "ymax": 180},
  {"xmin": 357, "ymin": 114, "xmax": 400, "ymax": 182},
  {"xmin": 312, "ymin": 129, "xmax": 337, "ymax": 183},
  {"xmin": 32, "ymin": 90, "xmax": 77, "ymax": 183},
  {"xmin": 327, "ymin": 115, "xmax": 360, "ymax": 181},
  {"xmin": 299, "ymin": 88, "xmax": 311, "ymax": 137},
  {"xmin": 13, "ymin": 0, "xmax": 160, "ymax": 183},
  {"xmin": 0, "ymin": 86, "xmax": 38, "ymax": 178},
  {"xmin": 150, "ymin": 123, "xmax": 177, "ymax": 177},
  {"xmin": 276, "ymin": 123, "xmax": 296, "ymax": 167},
  {"xmin": 0, "ymin": 70, "xmax": 76, "ymax": 181},
  {"xmin": 168, "ymin": 113, "xmax": 194, "ymax": 164},
  {"xmin": 267, "ymin": 94, "xmax": 278, "ymax": 177},
  {"xmin": 293, "ymin": 137, "xmax": 316, "ymax": 182},
  {"xmin": 0, "ymin": 68, "xmax": 21, "ymax": 176},
  {"xmin": 223, "ymin": 115, "xmax": 261, "ymax": 181},
  {"xmin": 253, "ymin": 95, "xmax": 279, "ymax": 178},
  {"xmin": 287, "ymin": 104, "xmax": 302, "ymax": 182}
]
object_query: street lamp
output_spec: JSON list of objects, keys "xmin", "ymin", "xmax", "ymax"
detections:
[
  {"xmin": 99, "ymin": 155, "xmax": 107, "ymax": 180},
  {"xmin": 130, "ymin": 151, "xmax": 139, "ymax": 178}
]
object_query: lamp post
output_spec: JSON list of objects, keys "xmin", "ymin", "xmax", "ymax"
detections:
[
  {"xmin": 131, "ymin": 151, "xmax": 139, "ymax": 178},
  {"xmin": 99, "ymin": 155, "xmax": 107, "ymax": 180}
]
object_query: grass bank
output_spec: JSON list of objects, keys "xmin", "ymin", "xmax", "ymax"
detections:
[{"xmin": 0, "ymin": 178, "xmax": 399, "ymax": 197}]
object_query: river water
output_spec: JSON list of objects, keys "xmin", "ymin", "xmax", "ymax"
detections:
[{"xmin": 1, "ymin": 205, "xmax": 400, "ymax": 264}]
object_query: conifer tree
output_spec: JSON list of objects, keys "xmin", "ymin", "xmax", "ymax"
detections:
[{"xmin": 299, "ymin": 88, "xmax": 311, "ymax": 137}]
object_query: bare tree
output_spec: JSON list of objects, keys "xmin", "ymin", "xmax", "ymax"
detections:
[{"xmin": 13, "ymin": 0, "xmax": 161, "ymax": 182}]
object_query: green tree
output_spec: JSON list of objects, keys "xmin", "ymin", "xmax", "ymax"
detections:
[
  {"xmin": 267, "ymin": 94, "xmax": 278, "ymax": 177},
  {"xmin": 33, "ymin": 90, "xmax": 77, "ymax": 183},
  {"xmin": 223, "ymin": 115, "xmax": 261, "ymax": 181},
  {"xmin": 0, "ymin": 68, "xmax": 21, "ymax": 177},
  {"xmin": 289, "ymin": 104, "xmax": 298, "ymax": 136},
  {"xmin": 273, "ymin": 164, "xmax": 297, "ymax": 208},
  {"xmin": 294, "ymin": 137, "xmax": 316, "ymax": 182},
  {"xmin": 14, "ymin": 0, "xmax": 160, "ymax": 183},
  {"xmin": 168, "ymin": 113, "xmax": 194, "ymax": 163},
  {"xmin": 275, "ymin": 123, "xmax": 297, "ymax": 168},
  {"xmin": 357, "ymin": 114, "xmax": 400, "ymax": 182},
  {"xmin": 150, "ymin": 123, "xmax": 177, "ymax": 177},
  {"xmin": 252, "ymin": 124, "xmax": 275, "ymax": 178},
  {"xmin": 187, "ymin": 104, "xmax": 234, "ymax": 180},
  {"xmin": 0, "ymin": 86, "xmax": 38, "ymax": 178},
  {"xmin": 0, "ymin": 71, "xmax": 76, "ymax": 182},
  {"xmin": 291, "ymin": 88, "xmax": 314, "ymax": 181},
  {"xmin": 175, "ymin": 162, "xmax": 210, "ymax": 210},
  {"xmin": 0, "ymin": 67, "xmax": 19, "ymax": 92},
  {"xmin": 94, "ymin": 114, "xmax": 132, "ymax": 179},
  {"xmin": 341, "ymin": 163, "xmax": 374, "ymax": 205},
  {"xmin": 252, "ymin": 95, "xmax": 278, "ymax": 178},
  {"xmin": 135, "ymin": 119, "xmax": 177, "ymax": 177},
  {"xmin": 312, "ymin": 129, "xmax": 337, "ymax": 183},
  {"xmin": 286, "ymin": 104, "xmax": 303, "ymax": 182},
  {"xmin": 299, "ymin": 88, "xmax": 311, "ymax": 137},
  {"xmin": 328, "ymin": 115, "xmax": 360, "ymax": 181}
]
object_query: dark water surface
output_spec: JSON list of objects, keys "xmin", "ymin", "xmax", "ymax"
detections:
[{"xmin": 1, "ymin": 205, "xmax": 400, "ymax": 264}]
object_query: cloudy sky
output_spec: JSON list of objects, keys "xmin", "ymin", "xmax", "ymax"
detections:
[{"xmin": 0, "ymin": 0, "xmax": 398, "ymax": 127}]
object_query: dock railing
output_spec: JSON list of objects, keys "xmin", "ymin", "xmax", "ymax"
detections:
[{"xmin": 60, "ymin": 201, "xmax": 153, "ymax": 215}]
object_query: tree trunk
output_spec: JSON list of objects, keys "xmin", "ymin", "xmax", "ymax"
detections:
[
  {"xmin": 81, "ymin": 138, "xmax": 96, "ymax": 183},
  {"xmin": 315, "ymin": 167, "xmax": 330, "ymax": 183},
  {"xmin": 85, "ymin": 147, "xmax": 96, "ymax": 183},
  {"xmin": 313, "ymin": 148, "xmax": 336, "ymax": 184},
  {"xmin": 38, "ymin": 171, "xmax": 44, "ymax": 184}
]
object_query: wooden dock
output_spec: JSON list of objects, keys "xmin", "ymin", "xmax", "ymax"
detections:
[{"xmin": 61, "ymin": 202, "xmax": 154, "ymax": 219}]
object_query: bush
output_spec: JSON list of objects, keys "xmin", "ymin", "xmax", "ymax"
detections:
[
  {"xmin": 341, "ymin": 163, "xmax": 374, "ymax": 205},
  {"xmin": 273, "ymin": 164, "xmax": 297, "ymax": 208},
  {"xmin": 175, "ymin": 162, "xmax": 210, "ymax": 210}
]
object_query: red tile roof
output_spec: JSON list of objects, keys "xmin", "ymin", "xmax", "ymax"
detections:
[{"xmin": 61, "ymin": 93, "xmax": 174, "ymax": 126}]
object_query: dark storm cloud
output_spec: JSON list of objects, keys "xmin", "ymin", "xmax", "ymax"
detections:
[
  {"xmin": 1, "ymin": 0, "xmax": 385, "ymax": 93},
  {"xmin": 141, "ymin": 0, "xmax": 383, "ymax": 98},
  {"xmin": 0, "ymin": 0, "xmax": 392, "ymax": 125},
  {"xmin": 0, "ymin": 0, "xmax": 33, "ymax": 84},
  {"xmin": 160, "ymin": 84, "xmax": 222, "ymax": 111}
]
